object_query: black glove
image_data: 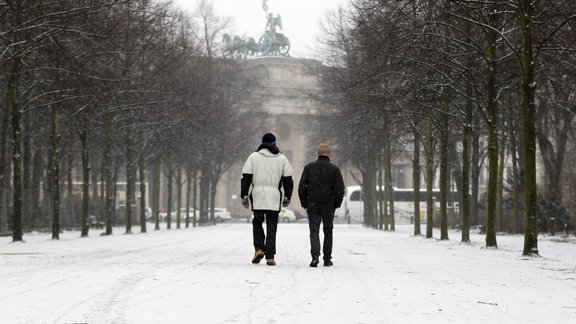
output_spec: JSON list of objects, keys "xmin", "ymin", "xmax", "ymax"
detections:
[
  {"xmin": 282, "ymin": 197, "xmax": 290, "ymax": 207},
  {"xmin": 241, "ymin": 196, "xmax": 250, "ymax": 209}
]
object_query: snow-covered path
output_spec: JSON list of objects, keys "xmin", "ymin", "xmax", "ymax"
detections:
[{"xmin": 1, "ymin": 222, "xmax": 575, "ymax": 324}]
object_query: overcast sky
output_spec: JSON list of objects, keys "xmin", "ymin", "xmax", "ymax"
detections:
[{"xmin": 174, "ymin": 0, "xmax": 345, "ymax": 58}]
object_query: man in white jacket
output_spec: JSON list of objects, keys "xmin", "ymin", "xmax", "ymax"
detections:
[{"xmin": 240, "ymin": 133, "xmax": 293, "ymax": 266}]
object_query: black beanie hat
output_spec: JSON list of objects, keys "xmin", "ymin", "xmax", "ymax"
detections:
[{"xmin": 261, "ymin": 133, "xmax": 277, "ymax": 144}]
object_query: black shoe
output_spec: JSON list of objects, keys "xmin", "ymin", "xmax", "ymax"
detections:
[
  {"xmin": 310, "ymin": 257, "xmax": 319, "ymax": 267},
  {"xmin": 324, "ymin": 260, "xmax": 333, "ymax": 267},
  {"xmin": 251, "ymin": 250, "xmax": 264, "ymax": 264}
]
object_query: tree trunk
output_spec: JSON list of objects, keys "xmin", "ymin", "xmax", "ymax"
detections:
[
  {"xmin": 413, "ymin": 129, "xmax": 421, "ymax": 236},
  {"xmin": 0, "ymin": 82, "xmax": 10, "ymax": 233},
  {"xmin": 91, "ymin": 163, "xmax": 99, "ymax": 220},
  {"xmin": 176, "ymin": 167, "xmax": 182, "ymax": 229},
  {"xmin": 439, "ymin": 110, "xmax": 449, "ymax": 241},
  {"xmin": 80, "ymin": 118, "xmax": 90, "ymax": 237},
  {"xmin": 199, "ymin": 166, "xmax": 209, "ymax": 224},
  {"xmin": 153, "ymin": 159, "xmax": 161, "ymax": 231},
  {"xmin": 125, "ymin": 131, "xmax": 134, "ymax": 234},
  {"xmin": 496, "ymin": 126, "xmax": 506, "ymax": 232},
  {"xmin": 384, "ymin": 146, "xmax": 395, "ymax": 232},
  {"xmin": 22, "ymin": 114, "xmax": 32, "ymax": 229},
  {"xmin": 139, "ymin": 158, "xmax": 147, "ymax": 233},
  {"xmin": 485, "ymin": 106, "xmax": 499, "ymax": 248},
  {"xmin": 112, "ymin": 160, "xmax": 119, "ymax": 226},
  {"xmin": 100, "ymin": 153, "xmax": 105, "ymax": 221},
  {"xmin": 471, "ymin": 115, "xmax": 481, "ymax": 226},
  {"xmin": 425, "ymin": 120, "xmax": 435, "ymax": 238},
  {"xmin": 361, "ymin": 153, "xmax": 377, "ymax": 227},
  {"xmin": 103, "ymin": 117, "xmax": 113, "ymax": 235},
  {"xmin": 519, "ymin": 0, "xmax": 538, "ymax": 256},
  {"xmin": 461, "ymin": 103, "xmax": 473, "ymax": 243},
  {"xmin": 185, "ymin": 167, "xmax": 192, "ymax": 228},
  {"xmin": 449, "ymin": 170, "xmax": 456, "ymax": 229},
  {"xmin": 66, "ymin": 153, "xmax": 74, "ymax": 229},
  {"xmin": 50, "ymin": 104, "xmax": 61, "ymax": 240},
  {"xmin": 166, "ymin": 159, "xmax": 173, "ymax": 229},
  {"xmin": 361, "ymin": 169, "xmax": 376, "ymax": 227},
  {"xmin": 10, "ymin": 58, "xmax": 23, "ymax": 242},
  {"xmin": 378, "ymin": 156, "xmax": 385, "ymax": 230},
  {"xmin": 210, "ymin": 173, "xmax": 217, "ymax": 224},
  {"xmin": 484, "ymin": 24, "xmax": 499, "ymax": 248},
  {"xmin": 192, "ymin": 170, "xmax": 197, "ymax": 227}
]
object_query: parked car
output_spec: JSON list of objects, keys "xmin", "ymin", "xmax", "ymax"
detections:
[
  {"xmin": 213, "ymin": 208, "xmax": 231, "ymax": 222},
  {"xmin": 145, "ymin": 208, "xmax": 152, "ymax": 222},
  {"xmin": 279, "ymin": 208, "xmax": 296, "ymax": 223},
  {"xmin": 248, "ymin": 208, "xmax": 296, "ymax": 223},
  {"xmin": 159, "ymin": 211, "xmax": 170, "ymax": 222},
  {"xmin": 161, "ymin": 208, "xmax": 197, "ymax": 222},
  {"xmin": 87, "ymin": 215, "xmax": 104, "ymax": 229},
  {"xmin": 160, "ymin": 210, "xmax": 178, "ymax": 222},
  {"xmin": 295, "ymin": 209, "xmax": 307, "ymax": 220},
  {"xmin": 180, "ymin": 208, "xmax": 198, "ymax": 221}
]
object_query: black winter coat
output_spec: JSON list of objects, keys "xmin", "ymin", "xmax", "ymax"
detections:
[{"xmin": 298, "ymin": 156, "xmax": 345, "ymax": 209}]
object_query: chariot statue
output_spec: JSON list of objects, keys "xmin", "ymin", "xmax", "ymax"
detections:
[
  {"xmin": 258, "ymin": 12, "xmax": 290, "ymax": 56},
  {"xmin": 221, "ymin": 1, "xmax": 291, "ymax": 58}
]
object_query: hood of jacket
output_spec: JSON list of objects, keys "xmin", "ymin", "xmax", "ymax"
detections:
[{"xmin": 257, "ymin": 143, "xmax": 280, "ymax": 155}]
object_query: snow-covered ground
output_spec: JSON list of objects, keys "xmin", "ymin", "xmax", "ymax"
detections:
[{"xmin": 1, "ymin": 222, "xmax": 575, "ymax": 324}]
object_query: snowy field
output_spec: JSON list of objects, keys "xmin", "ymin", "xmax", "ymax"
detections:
[{"xmin": 1, "ymin": 222, "xmax": 575, "ymax": 324}]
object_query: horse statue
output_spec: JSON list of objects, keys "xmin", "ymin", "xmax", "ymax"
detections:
[
  {"xmin": 222, "ymin": 34, "xmax": 249, "ymax": 58},
  {"xmin": 245, "ymin": 38, "xmax": 259, "ymax": 57},
  {"xmin": 222, "ymin": 34, "xmax": 262, "ymax": 58}
]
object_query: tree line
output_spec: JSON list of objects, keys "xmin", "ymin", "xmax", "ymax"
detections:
[
  {"xmin": 0, "ymin": 0, "xmax": 260, "ymax": 241},
  {"xmin": 312, "ymin": 0, "xmax": 576, "ymax": 256}
]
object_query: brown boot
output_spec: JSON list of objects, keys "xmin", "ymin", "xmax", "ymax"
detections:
[
  {"xmin": 251, "ymin": 250, "xmax": 264, "ymax": 264},
  {"xmin": 266, "ymin": 258, "xmax": 276, "ymax": 266}
]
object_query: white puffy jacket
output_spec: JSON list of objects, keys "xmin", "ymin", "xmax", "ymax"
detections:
[{"xmin": 242, "ymin": 148, "xmax": 293, "ymax": 211}]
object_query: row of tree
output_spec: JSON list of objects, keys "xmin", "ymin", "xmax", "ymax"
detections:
[
  {"xmin": 1, "ymin": 0, "xmax": 258, "ymax": 241},
  {"xmin": 312, "ymin": 0, "xmax": 576, "ymax": 256}
]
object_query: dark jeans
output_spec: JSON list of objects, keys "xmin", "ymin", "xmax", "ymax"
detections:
[
  {"xmin": 252, "ymin": 210, "xmax": 279, "ymax": 259},
  {"xmin": 308, "ymin": 206, "xmax": 334, "ymax": 261}
]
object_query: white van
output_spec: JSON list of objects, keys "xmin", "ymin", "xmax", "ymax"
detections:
[
  {"xmin": 334, "ymin": 186, "xmax": 364, "ymax": 223},
  {"xmin": 335, "ymin": 186, "xmax": 440, "ymax": 224}
]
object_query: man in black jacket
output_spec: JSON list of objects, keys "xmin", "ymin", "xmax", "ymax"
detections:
[{"xmin": 298, "ymin": 144, "xmax": 345, "ymax": 267}]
